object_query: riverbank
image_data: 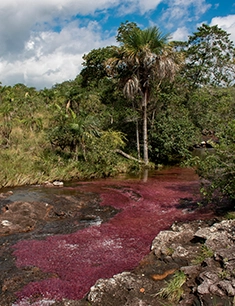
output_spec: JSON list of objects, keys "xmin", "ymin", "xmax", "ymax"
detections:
[{"xmin": 83, "ymin": 217, "xmax": 235, "ymax": 306}]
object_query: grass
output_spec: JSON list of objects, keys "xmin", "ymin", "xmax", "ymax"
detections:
[
  {"xmin": 218, "ymin": 269, "xmax": 230, "ymax": 280},
  {"xmin": 165, "ymin": 247, "xmax": 175, "ymax": 256},
  {"xmin": 0, "ymin": 127, "xmax": 136, "ymax": 187},
  {"xmin": 0, "ymin": 128, "xmax": 78, "ymax": 186},
  {"xmin": 155, "ymin": 270, "xmax": 186, "ymax": 303},
  {"xmin": 224, "ymin": 211, "xmax": 235, "ymax": 220},
  {"xmin": 191, "ymin": 245, "xmax": 213, "ymax": 265}
]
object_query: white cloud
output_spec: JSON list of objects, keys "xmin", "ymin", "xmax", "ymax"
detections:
[
  {"xmin": 117, "ymin": 0, "xmax": 163, "ymax": 16},
  {"xmin": 0, "ymin": 0, "xmax": 120, "ymax": 17},
  {"xmin": 138, "ymin": 0, "xmax": 162, "ymax": 14},
  {"xmin": 0, "ymin": 1, "xmax": 234, "ymax": 89},
  {"xmin": 0, "ymin": 0, "xmax": 119, "ymax": 54},
  {"xmin": 161, "ymin": 0, "xmax": 211, "ymax": 30},
  {"xmin": 117, "ymin": 0, "xmax": 138, "ymax": 15},
  {"xmin": 0, "ymin": 0, "xmax": 119, "ymax": 89},
  {"xmin": 1, "ymin": 20, "xmax": 116, "ymax": 89},
  {"xmin": 210, "ymin": 14, "xmax": 235, "ymax": 43},
  {"xmin": 171, "ymin": 26, "xmax": 189, "ymax": 41}
]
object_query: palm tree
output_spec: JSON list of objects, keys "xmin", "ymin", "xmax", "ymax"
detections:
[{"xmin": 107, "ymin": 24, "xmax": 181, "ymax": 165}]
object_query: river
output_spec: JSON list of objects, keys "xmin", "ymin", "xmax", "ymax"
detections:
[{"xmin": 0, "ymin": 167, "xmax": 215, "ymax": 305}]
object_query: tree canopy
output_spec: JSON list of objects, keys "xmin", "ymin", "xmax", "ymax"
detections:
[
  {"xmin": 0, "ymin": 22, "xmax": 235, "ymax": 192},
  {"xmin": 182, "ymin": 24, "xmax": 235, "ymax": 88}
]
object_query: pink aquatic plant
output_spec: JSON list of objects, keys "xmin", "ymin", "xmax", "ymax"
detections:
[{"xmin": 13, "ymin": 168, "xmax": 213, "ymax": 302}]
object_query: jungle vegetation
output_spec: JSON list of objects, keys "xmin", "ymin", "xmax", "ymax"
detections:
[{"xmin": 0, "ymin": 21, "xmax": 235, "ymax": 202}]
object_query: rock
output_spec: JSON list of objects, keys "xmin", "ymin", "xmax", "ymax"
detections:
[
  {"xmin": 1, "ymin": 220, "xmax": 12, "ymax": 227},
  {"xmin": 172, "ymin": 245, "xmax": 194, "ymax": 260},
  {"xmin": 0, "ymin": 201, "xmax": 53, "ymax": 235},
  {"xmin": 44, "ymin": 181, "xmax": 54, "ymax": 186},
  {"xmin": 151, "ymin": 228, "xmax": 194, "ymax": 258},
  {"xmin": 151, "ymin": 230, "xmax": 181, "ymax": 257},
  {"xmin": 197, "ymin": 271, "xmax": 220, "ymax": 295},
  {"xmin": 214, "ymin": 246, "xmax": 235, "ymax": 263},
  {"xmin": 87, "ymin": 272, "xmax": 152, "ymax": 305},
  {"xmin": 209, "ymin": 283, "xmax": 225, "ymax": 296},
  {"xmin": 0, "ymin": 191, "xmax": 13, "ymax": 199},
  {"xmin": 195, "ymin": 220, "xmax": 235, "ymax": 251},
  {"xmin": 123, "ymin": 298, "xmax": 149, "ymax": 306},
  {"xmin": 181, "ymin": 265, "xmax": 201, "ymax": 277},
  {"xmin": 43, "ymin": 180, "xmax": 64, "ymax": 187},
  {"xmin": 53, "ymin": 181, "xmax": 64, "ymax": 186},
  {"xmin": 85, "ymin": 219, "xmax": 235, "ymax": 306},
  {"xmin": 218, "ymin": 280, "xmax": 235, "ymax": 296},
  {"xmin": 2, "ymin": 197, "xmax": 235, "ymax": 305}
]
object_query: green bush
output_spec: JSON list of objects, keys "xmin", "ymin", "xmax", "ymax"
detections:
[
  {"xmin": 149, "ymin": 105, "xmax": 199, "ymax": 164},
  {"xmin": 191, "ymin": 120, "xmax": 235, "ymax": 201}
]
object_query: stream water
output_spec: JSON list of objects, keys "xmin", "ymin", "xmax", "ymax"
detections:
[{"xmin": 0, "ymin": 167, "xmax": 215, "ymax": 305}]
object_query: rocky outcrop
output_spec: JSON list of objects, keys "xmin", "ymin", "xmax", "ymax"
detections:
[
  {"xmin": 84, "ymin": 219, "xmax": 235, "ymax": 305},
  {"xmin": 0, "ymin": 201, "xmax": 53, "ymax": 235}
]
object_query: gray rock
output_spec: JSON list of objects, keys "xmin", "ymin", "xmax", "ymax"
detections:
[
  {"xmin": 172, "ymin": 246, "xmax": 189, "ymax": 258},
  {"xmin": 88, "ymin": 272, "xmax": 151, "ymax": 305},
  {"xmin": 218, "ymin": 280, "xmax": 235, "ymax": 296},
  {"xmin": 209, "ymin": 284, "xmax": 225, "ymax": 296},
  {"xmin": 85, "ymin": 219, "xmax": 235, "ymax": 306},
  {"xmin": 197, "ymin": 271, "xmax": 220, "ymax": 295},
  {"xmin": 151, "ymin": 229, "xmax": 194, "ymax": 257},
  {"xmin": 181, "ymin": 265, "xmax": 201, "ymax": 276},
  {"xmin": 195, "ymin": 220, "xmax": 235, "ymax": 252},
  {"xmin": 215, "ymin": 246, "xmax": 235, "ymax": 263}
]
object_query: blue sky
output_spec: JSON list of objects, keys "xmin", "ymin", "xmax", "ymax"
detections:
[{"xmin": 0, "ymin": 0, "xmax": 234, "ymax": 89}]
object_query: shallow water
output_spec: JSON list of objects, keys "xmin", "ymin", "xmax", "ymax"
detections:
[{"xmin": 0, "ymin": 167, "xmax": 215, "ymax": 304}]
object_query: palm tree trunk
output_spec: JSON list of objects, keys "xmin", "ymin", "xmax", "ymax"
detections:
[
  {"xmin": 143, "ymin": 90, "xmax": 149, "ymax": 165},
  {"xmin": 136, "ymin": 119, "xmax": 141, "ymax": 161}
]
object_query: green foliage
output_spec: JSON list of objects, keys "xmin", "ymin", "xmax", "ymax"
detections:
[
  {"xmin": 190, "ymin": 120, "xmax": 235, "ymax": 201},
  {"xmin": 224, "ymin": 211, "xmax": 235, "ymax": 220},
  {"xmin": 149, "ymin": 103, "xmax": 199, "ymax": 163},
  {"xmin": 1, "ymin": 22, "xmax": 235, "ymax": 186},
  {"xmin": 116, "ymin": 21, "xmax": 140, "ymax": 44},
  {"xmin": 0, "ymin": 84, "xmax": 46, "ymax": 147},
  {"xmin": 108, "ymin": 23, "xmax": 181, "ymax": 165},
  {"xmin": 192, "ymin": 245, "xmax": 214, "ymax": 265},
  {"xmin": 81, "ymin": 46, "xmax": 116, "ymax": 87},
  {"xmin": 156, "ymin": 271, "xmax": 186, "ymax": 303},
  {"xmin": 47, "ymin": 102, "xmax": 102, "ymax": 160},
  {"xmin": 84, "ymin": 130, "xmax": 127, "ymax": 176},
  {"xmin": 183, "ymin": 86, "xmax": 235, "ymax": 204},
  {"xmin": 218, "ymin": 269, "xmax": 230, "ymax": 280},
  {"xmin": 198, "ymin": 145, "xmax": 235, "ymax": 201},
  {"xmin": 0, "ymin": 129, "xmax": 48, "ymax": 186},
  {"xmin": 182, "ymin": 24, "xmax": 235, "ymax": 89},
  {"xmin": 186, "ymin": 87, "xmax": 235, "ymax": 132}
]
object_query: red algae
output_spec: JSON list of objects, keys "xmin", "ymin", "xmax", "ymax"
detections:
[{"xmin": 12, "ymin": 167, "xmax": 213, "ymax": 302}]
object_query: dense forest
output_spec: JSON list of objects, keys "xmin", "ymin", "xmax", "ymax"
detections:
[{"xmin": 0, "ymin": 21, "xmax": 235, "ymax": 201}]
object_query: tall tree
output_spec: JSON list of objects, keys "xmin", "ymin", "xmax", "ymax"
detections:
[
  {"xmin": 107, "ymin": 22, "xmax": 181, "ymax": 165},
  {"xmin": 183, "ymin": 24, "xmax": 235, "ymax": 89},
  {"xmin": 81, "ymin": 46, "xmax": 116, "ymax": 87}
]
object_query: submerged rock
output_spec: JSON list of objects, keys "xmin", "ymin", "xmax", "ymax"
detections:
[{"xmin": 0, "ymin": 201, "xmax": 53, "ymax": 235}]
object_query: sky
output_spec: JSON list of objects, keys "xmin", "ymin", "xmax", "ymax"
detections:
[{"xmin": 0, "ymin": 0, "xmax": 235, "ymax": 90}]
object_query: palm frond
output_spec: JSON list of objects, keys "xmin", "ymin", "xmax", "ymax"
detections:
[{"xmin": 123, "ymin": 76, "xmax": 140, "ymax": 99}]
